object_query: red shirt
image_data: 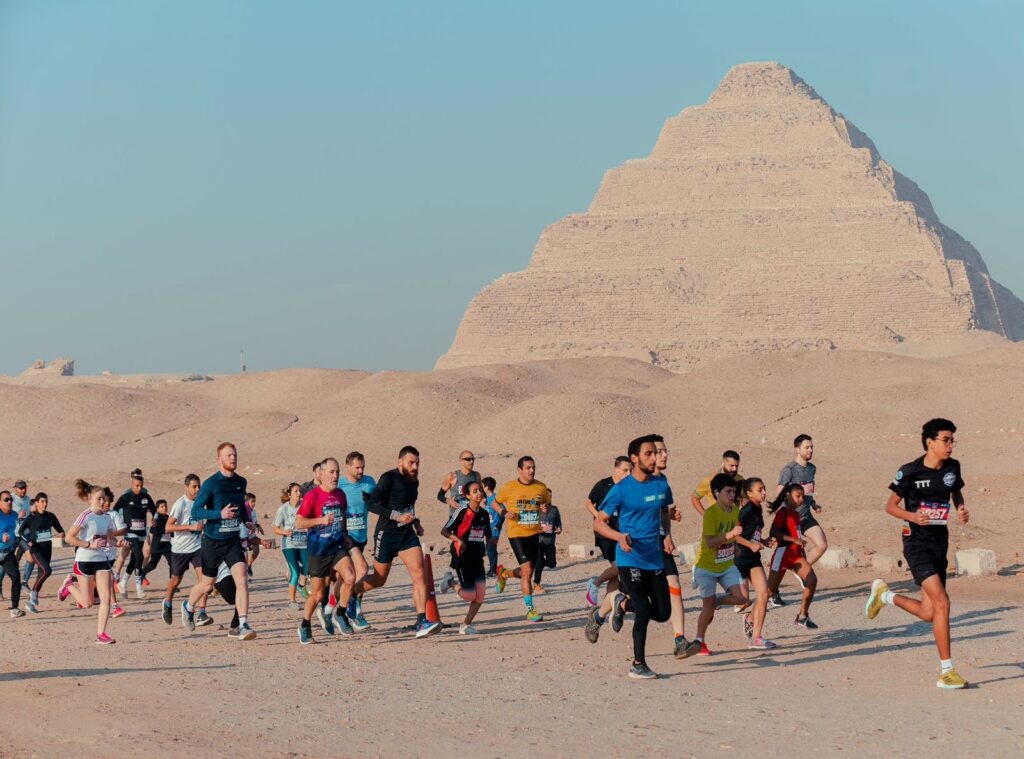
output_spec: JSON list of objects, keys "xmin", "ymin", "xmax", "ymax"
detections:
[
  {"xmin": 298, "ymin": 487, "xmax": 349, "ymax": 554},
  {"xmin": 772, "ymin": 506, "xmax": 804, "ymax": 559}
]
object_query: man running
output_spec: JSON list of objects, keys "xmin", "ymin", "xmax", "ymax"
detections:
[
  {"xmin": 337, "ymin": 451, "xmax": 375, "ymax": 630},
  {"xmin": 357, "ymin": 445, "xmax": 439, "ymax": 638},
  {"xmin": 493, "ymin": 456, "xmax": 550, "ymax": 623},
  {"xmin": 161, "ymin": 474, "xmax": 209, "ymax": 625},
  {"xmin": 181, "ymin": 442, "xmax": 256, "ymax": 640},
  {"xmin": 774, "ymin": 435, "xmax": 828, "ymax": 606},
  {"xmin": 584, "ymin": 435, "xmax": 674, "ymax": 679},
  {"xmin": 113, "ymin": 471, "xmax": 157, "ymax": 599},
  {"xmin": 584, "ymin": 456, "xmax": 632, "ymax": 607},
  {"xmin": 690, "ymin": 450, "xmax": 744, "ymax": 516},
  {"xmin": 865, "ymin": 418, "xmax": 970, "ymax": 689},
  {"xmin": 295, "ymin": 457, "xmax": 355, "ymax": 644},
  {"xmin": 437, "ymin": 450, "xmax": 482, "ymax": 518},
  {"xmin": 300, "ymin": 462, "xmax": 322, "ymax": 497}
]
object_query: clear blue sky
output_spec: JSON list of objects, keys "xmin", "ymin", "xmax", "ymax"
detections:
[{"xmin": 2, "ymin": 1, "xmax": 1021, "ymax": 375}]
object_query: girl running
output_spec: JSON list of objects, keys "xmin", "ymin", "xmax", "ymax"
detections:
[
  {"xmin": 766, "ymin": 484, "xmax": 818, "ymax": 629},
  {"xmin": 734, "ymin": 478, "xmax": 776, "ymax": 649},
  {"xmin": 18, "ymin": 492, "xmax": 65, "ymax": 613},
  {"xmin": 438, "ymin": 480, "xmax": 493, "ymax": 634},
  {"xmin": 274, "ymin": 483, "xmax": 309, "ymax": 609},
  {"xmin": 61, "ymin": 480, "xmax": 124, "ymax": 644}
]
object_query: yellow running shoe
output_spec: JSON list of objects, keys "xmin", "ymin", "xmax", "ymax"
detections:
[
  {"xmin": 495, "ymin": 565, "xmax": 507, "ymax": 594},
  {"xmin": 865, "ymin": 578, "xmax": 888, "ymax": 620},
  {"xmin": 937, "ymin": 668, "xmax": 968, "ymax": 689},
  {"xmin": 526, "ymin": 607, "xmax": 543, "ymax": 623}
]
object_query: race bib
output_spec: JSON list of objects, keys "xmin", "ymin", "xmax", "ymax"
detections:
[
  {"xmin": 130, "ymin": 519, "xmax": 145, "ymax": 531},
  {"xmin": 801, "ymin": 481, "xmax": 816, "ymax": 497},
  {"xmin": 160, "ymin": 532, "xmax": 171, "ymax": 543},
  {"xmin": 752, "ymin": 529, "xmax": 762, "ymax": 543},
  {"xmin": 290, "ymin": 529, "xmax": 308, "ymax": 548},
  {"xmin": 36, "ymin": 529, "xmax": 52, "ymax": 543},
  {"xmin": 318, "ymin": 507, "xmax": 342, "ymax": 538},
  {"xmin": 518, "ymin": 508, "xmax": 540, "ymax": 526},
  {"xmin": 469, "ymin": 526, "xmax": 486, "ymax": 543},
  {"xmin": 347, "ymin": 514, "xmax": 366, "ymax": 533},
  {"xmin": 716, "ymin": 544, "xmax": 735, "ymax": 563},
  {"xmin": 219, "ymin": 517, "xmax": 240, "ymax": 534},
  {"xmin": 918, "ymin": 501, "xmax": 950, "ymax": 526}
]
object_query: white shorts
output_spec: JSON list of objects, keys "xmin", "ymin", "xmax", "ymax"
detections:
[{"xmin": 692, "ymin": 565, "xmax": 743, "ymax": 599}]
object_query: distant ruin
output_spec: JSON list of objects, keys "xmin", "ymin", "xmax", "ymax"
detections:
[{"xmin": 22, "ymin": 358, "xmax": 75, "ymax": 377}]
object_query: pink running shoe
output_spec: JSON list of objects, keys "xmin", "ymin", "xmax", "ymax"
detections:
[
  {"xmin": 111, "ymin": 605, "xmax": 126, "ymax": 618},
  {"xmin": 697, "ymin": 641, "xmax": 713, "ymax": 656},
  {"xmin": 95, "ymin": 633, "xmax": 116, "ymax": 645},
  {"xmin": 58, "ymin": 574, "xmax": 75, "ymax": 602},
  {"xmin": 585, "ymin": 580, "xmax": 599, "ymax": 607}
]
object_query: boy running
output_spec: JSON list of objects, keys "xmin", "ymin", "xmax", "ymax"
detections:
[{"xmin": 865, "ymin": 418, "xmax": 970, "ymax": 689}]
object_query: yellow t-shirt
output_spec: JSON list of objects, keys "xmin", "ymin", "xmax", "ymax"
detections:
[
  {"xmin": 695, "ymin": 504, "xmax": 738, "ymax": 572},
  {"xmin": 693, "ymin": 471, "xmax": 745, "ymax": 508},
  {"xmin": 495, "ymin": 479, "xmax": 551, "ymax": 538}
]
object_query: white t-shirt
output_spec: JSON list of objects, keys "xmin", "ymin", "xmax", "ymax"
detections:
[
  {"xmin": 105, "ymin": 511, "xmax": 125, "ymax": 561},
  {"xmin": 169, "ymin": 495, "xmax": 202, "ymax": 554},
  {"xmin": 74, "ymin": 510, "xmax": 115, "ymax": 563}
]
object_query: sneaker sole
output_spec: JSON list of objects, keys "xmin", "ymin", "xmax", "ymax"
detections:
[
  {"xmin": 937, "ymin": 681, "xmax": 968, "ymax": 689},
  {"xmin": 865, "ymin": 580, "xmax": 886, "ymax": 619},
  {"xmin": 628, "ymin": 671, "xmax": 657, "ymax": 680}
]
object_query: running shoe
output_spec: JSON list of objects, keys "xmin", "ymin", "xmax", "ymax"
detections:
[
  {"xmin": 673, "ymin": 636, "xmax": 701, "ymax": 660},
  {"xmin": 743, "ymin": 613, "xmax": 754, "ymax": 641},
  {"xmin": 319, "ymin": 607, "xmax": 336, "ymax": 636},
  {"xmin": 495, "ymin": 565, "xmax": 507, "ymax": 594},
  {"xmin": 936, "ymin": 668, "xmax": 968, "ymax": 690},
  {"xmin": 142, "ymin": 577, "xmax": 150, "ymax": 587},
  {"xmin": 195, "ymin": 610, "xmax": 213, "ymax": 627},
  {"xmin": 95, "ymin": 632, "xmax": 116, "ymax": 645},
  {"xmin": 288, "ymin": 601, "xmax": 303, "ymax": 611},
  {"xmin": 526, "ymin": 607, "xmax": 543, "ymax": 623},
  {"xmin": 734, "ymin": 601, "xmax": 752, "ymax": 614},
  {"xmin": 794, "ymin": 615, "xmax": 818, "ymax": 630},
  {"xmin": 768, "ymin": 591, "xmax": 786, "ymax": 609},
  {"xmin": 117, "ymin": 576, "xmax": 127, "ymax": 595},
  {"xmin": 350, "ymin": 610, "xmax": 371, "ymax": 632},
  {"xmin": 58, "ymin": 574, "xmax": 74, "ymax": 602},
  {"xmin": 25, "ymin": 602, "xmax": 38, "ymax": 614},
  {"xmin": 180, "ymin": 601, "xmax": 195, "ymax": 631},
  {"xmin": 533, "ymin": 583, "xmax": 546, "ymax": 595},
  {"xmin": 162, "ymin": 601, "xmax": 173, "ymax": 625},
  {"xmin": 697, "ymin": 641, "xmax": 713, "ymax": 656},
  {"xmin": 299, "ymin": 584, "xmax": 310, "ymax": 599},
  {"xmin": 585, "ymin": 606, "xmax": 603, "ymax": 644},
  {"xmin": 439, "ymin": 571, "xmax": 455, "ymax": 595},
  {"xmin": 335, "ymin": 612, "xmax": 354, "ymax": 637},
  {"xmin": 458, "ymin": 623, "xmax": 479, "ymax": 635},
  {"xmin": 628, "ymin": 663, "xmax": 658, "ymax": 680},
  {"xmin": 865, "ymin": 578, "xmax": 888, "ymax": 620},
  {"xmin": 585, "ymin": 579, "xmax": 599, "ymax": 607},
  {"xmin": 227, "ymin": 626, "xmax": 241, "ymax": 639},
  {"xmin": 414, "ymin": 619, "xmax": 442, "ymax": 638},
  {"xmin": 9, "ymin": 608, "xmax": 25, "ymax": 618},
  {"xmin": 748, "ymin": 636, "xmax": 777, "ymax": 650},
  {"xmin": 609, "ymin": 590, "xmax": 626, "ymax": 633},
  {"xmin": 238, "ymin": 623, "xmax": 256, "ymax": 641},
  {"xmin": 298, "ymin": 624, "xmax": 314, "ymax": 645},
  {"xmin": 135, "ymin": 585, "xmax": 146, "ymax": 600},
  {"xmin": 486, "ymin": 569, "xmax": 496, "ymax": 579},
  {"xmin": 111, "ymin": 604, "xmax": 126, "ymax": 618}
]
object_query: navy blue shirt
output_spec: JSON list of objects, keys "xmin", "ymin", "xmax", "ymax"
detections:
[
  {"xmin": 191, "ymin": 471, "xmax": 249, "ymax": 541},
  {"xmin": 600, "ymin": 474, "xmax": 673, "ymax": 571}
]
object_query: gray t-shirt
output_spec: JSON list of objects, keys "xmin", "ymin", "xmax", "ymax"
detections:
[
  {"xmin": 778, "ymin": 460, "xmax": 817, "ymax": 519},
  {"xmin": 539, "ymin": 505, "xmax": 562, "ymax": 545}
]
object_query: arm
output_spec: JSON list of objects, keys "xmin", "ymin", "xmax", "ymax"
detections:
[
  {"xmin": 366, "ymin": 473, "xmax": 405, "ymax": 521},
  {"xmin": 52, "ymin": 514, "xmax": 66, "ymax": 537},
  {"xmin": 437, "ymin": 472, "xmax": 456, "ymax": 508},
  {"xmin": 294, "ymin": 498, "xmax": 331, "ymax": 531},
  {"xmin": 953, "ymin": 490, "xmax": 969, "ymax": 523},
  {"xmin": 884, "ymin": 491, "xmax": 930, "ymax": 526},
  {"xmin": 190, "ymin": 480, "xmax": 223, "ymax": 522},
  {"xmin": 689, "ymin": 492, "xmax": 705, "ymax": 516},
  {"xmin": 272, "ymin": 508, "xmax": 292, "ymax": 537}
]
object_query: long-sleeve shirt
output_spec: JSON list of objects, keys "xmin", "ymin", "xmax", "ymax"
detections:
[
  {"xmin": 367, "ymin": 469, "xmax": 418, "ymax": 536},
  {"xmin": 18, "ymin": 512, "xmax": 64, "ymax": 545},
  {"xmin": 191, "ymin": 471, "xmax": 249, "ymax": 541}
]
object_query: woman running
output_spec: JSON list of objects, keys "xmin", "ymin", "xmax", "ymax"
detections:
[
  {"xmin": 766, "ymin": 484, "xmax": 819, "ymax": 629},
  {"xmin": 734, "ymin": 478, "xmax": 776, "ymax": 649},
  {"xmin": 438, "ymin": 480, "xmax": 493, "ymax": 634},
  {"xmin": 61, "ymin": 480, "xmax": 124, "ymax": 644},
  {"xmin": 274, "ymin": 483, "xmax": 309, "ymax": 609},
  {"xmin": 18, "ymin": 492, "xmax": 65, "ymax": 613}
]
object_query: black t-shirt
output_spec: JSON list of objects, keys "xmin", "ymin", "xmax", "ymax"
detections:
[
  {"xmin": 114, "ymin": 492, "xmax": 157, "ymax": 537},
  {"xmin": 735, "ymin": 502, "xmax": 765, "ymax": 562},
  {"xmin": 150, "ymin": 512, "xmax": 172, "ymax": 549},
  {"xmin": 889, "ymin": 456, "xmax": 964, "ymax": 544},
  {"xmin": 444, "ymin": 505, "xmax": 492, "ymax": 562},
  {"xmin": 18, "ymin": 512, "xmax": 64, "ymax": 545},
  {"xmin": 367, "ymin": 469, "xmax": 419, "ymax": 535},
  {"xmin": 589, "ymin": 477, "xmax": 617, "ymax": 531}
]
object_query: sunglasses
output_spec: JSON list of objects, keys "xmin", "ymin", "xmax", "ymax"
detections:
[
  {"xmin": 461, "ymin": 457, "xmax": 475, "ymax": 462},
  {"xmin": 0, "ymin": 497, "xmax": 11, "ymax": 503}
]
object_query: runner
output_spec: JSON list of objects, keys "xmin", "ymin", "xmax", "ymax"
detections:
[
  {"xmin": 690, "ymin": 451, "xmax": 744, "ymax": 516},
  {"xmin": 493, "ymin": 456, "xmax": 550, "ymax": 623},
  {"xmin": 584, "ymin": 435, "xmax": 674, "ymax": 679},
  {"xmin": 438, "ymin": 480, "xmax": 493, "ymax": 634},
  {"xmin": 865, "ymin": 418, "xmax": 970, "ymax": 689},
  {"xmin": 531, "ymin": 500, "xmax": 561, "ymax": 593},
  {"xmin": 181, "ymin": 442, "xmax": 256, "ymax": 640},
  {"xmin": 113, "ymin": 470, "xmax": 157, "ymax": 599},
  {"xmin": 584, "ymin": 456, "xmax": 632, "ymax": 607},
  {"xmin": 482, "ymin": 477, "xmax": 502, "ymax": 578},
  {"xmin": 356, "ymin": 445, "xmax": 440, "ymax": 638},
  {"xmin": 62, "ymin": 481, "xmax": 122, "ymax": 643},
  {"xmin": 771, "ymin": 435, "xmax": 825, "ymax": 607},
  {"xmin": 653, "ymin": 436, "xmax": 698, "ymax": 659},
  {"xmin": 437, "ymin": 450, "xmax": 482, "ymax": 517},
  {"xmin": 161, "ymin": 474, "xmax": 209, "ymax": 626},
  {"xmin": 138, "ymin": 499, "xmax": 173, "ymax": 587},
  {"xmin": 211, "ymin": 523, "xmax": 271, "ymax": 637},
  {"xmin": 294, "ymin": 457, "xmax": 356, "ymax": 644},
  {"xmin": 692, "ymin": 474, "xmax": 749, "ymax": 656},
  {"xmin": 10, "ymin": 480, "xmax": 30, "ymax": 592},
  {"xmin": 0, "ymin": 490, "xmax": 24, "ymax": 618},
  {"xmin": 765, "ymin": 484, "xmax": 819, "ymax": 629},
  {"xmin": 337, "ymin": 452, "xmax": 374, "ymax": 630},
  {"xmin": 300, "ymin": 462, "xmax": 322, "ymax": 497},
  {"xmin": 734, "ymin": 478, "xmax": 776, "ymax": 649},
  {"xmin": 243, "ymin": 492, "xmax": 264, "ymax": 576},
  {"xmin": 18, "ymin": 492, "xmax": 65, "ymax": 613},
  {"xmin": 274, "ymin": 482, "xmax": 309, "ymax": 610}
]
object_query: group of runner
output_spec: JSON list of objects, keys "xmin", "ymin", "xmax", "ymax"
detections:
[{"xmin": 0, "ymin": 417, "xmax": 970, "ymax": 688}]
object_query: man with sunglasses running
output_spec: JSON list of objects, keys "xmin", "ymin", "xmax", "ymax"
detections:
[{"xmin": 437, "ymin": 451, "xmax": 482, "ymax": 518}]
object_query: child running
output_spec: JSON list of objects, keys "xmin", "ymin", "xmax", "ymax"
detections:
[
  {"xmin": 766, "ymin": 484, "xmax": 819, "ymax": 629},
  {"xmin": 531, "ymin": 501, "xmax": 561, "ymax": 593},
  {"xmin": 438, "ymin": 480, "xmax": 493, "ymax": 634},
  {"xmin": 734, "ymin": 478, "xmax": 776, "ymax": 649},
  {"xmin": 17, "ymin": 492, "xmax": 65, "ymax": 613},
  {"xmin": 274, "ymin": 483, "xmax": 309, "ymax": 610}
]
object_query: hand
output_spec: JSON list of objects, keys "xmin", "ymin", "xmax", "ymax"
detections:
[
  {"xmin": 221, "ymin": 505, "xmax": 239, "ymax": 520},
  {"xmin": 765, "ymin": 537, "xmax": 777, "ymax": 548},
  {"xmin": 191, "ymin": 523, "xmax": 202, "ymax": 532},
  {"xmin": 322, "ymin": 512, "xmax": 335, "ymax": 526},
  {"xmin": 727, "ymin": 526, "xmax": 742, "ymax": 539},
  {"xmin": 957, "ymin": 505, "xmax": 970, "ymax": 525},
  {"xmin": 413, "ymin": 522, "xmax": 424, "ymax": 537},
  {"xmin": 750, "ymin": 542, "xmax": 766, "ymax": 553},
  {"xmin": 812, "ymin": 503, "xmax": 822, "ymax": 513},
  {"xmin": 261, "ymin": 539, "xmax": 273, "ymax": 549},
  {"xmin": 663, "ymin": 535, "xmax": 676, "ymax": 554},
  {"xmin": 506, "ymin": 510, "xmax": 519, "ymax": 522},
  {"xmin": 397, "ymin": 514, "xmax": 414, "ymax": 525},
  {"xmin": 286, "ymin": 529, "xmax": 294, "ymax": 536},
  {"xmin": 116, "ymin": 539, "xmax": 129, "ymax": 548},
  {"xmin": 670, "ymin": 505, "xmax": 682, "ymax": 522},
  {"xmin": 0, "ymin": 534, "xmax": 8, "ymax": 544},
  {"xmin": 618, "ymin": 533, "xmax": 633, "ymax": 553},
  {"xmin": 90, "ymin": 538, "xmax": 105, "ymax": 549},
  {"xmin": 540, "ymin": 503, "xmax": 549, "ymax": 513},
  {"xmin": 912, "ymin": 511, "xmax": 931, "ymax": 526},
  {"xmin": 456, "ymin": 537, "xmax": 467, "ymax": 552}
]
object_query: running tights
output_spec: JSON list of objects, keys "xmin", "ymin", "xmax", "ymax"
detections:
[
  {"xmin": 617, "ymin": 566, "xmax": 671, "ymax": 665},
  {"xmin": 282, "ymin": 547, "xmax": 308, "ymax": 586},
  {"xmin": 1, "ymin": 552, "xmax": 21, "ymax": 608},
  {"xmin": 125, "ymin": 538, "xmax": 146, "ymax": 576},
  {"xmin": 140, "ymin": 549, "xmax": 172, "ymax": 579},
  {"xmin": 22, "ymin": 542, "xmax": 53, "ymax": 594}
]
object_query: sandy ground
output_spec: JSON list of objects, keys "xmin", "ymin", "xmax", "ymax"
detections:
[{"xmin": 1, "ymin": 547, "xmax": 1021, "ymax": 759}]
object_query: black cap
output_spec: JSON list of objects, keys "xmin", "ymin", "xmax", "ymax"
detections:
[{"xmin": 13, "ymin": 480, "xmax": 26, "ymax": 489}]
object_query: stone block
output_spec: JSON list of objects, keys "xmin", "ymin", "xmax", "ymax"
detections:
[
  {"xmin": 870, "ymin": 553, "xmax": 904, "ymax": 573},
  {"xmin": 955, "ymin": 548, "xmax": 997, "ymax": 576},
  {"xmin": 817, "ymin": 546, "xmax": 856, "ymax": 569},
  {"xmin": 568, "ymin": 544, "xmax": 588, "ymax": 559}
]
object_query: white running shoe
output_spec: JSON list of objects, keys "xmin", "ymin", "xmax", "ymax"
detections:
[{"xmin": 459, "ymin": 623, "xmax": 479, "ymax": 635}]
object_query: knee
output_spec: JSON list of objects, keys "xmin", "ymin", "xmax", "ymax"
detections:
[
  {"xmin": 475, "ymin": 585, "xmax": 486, "ymax": 604},
  {"xmin": 805, "ymin": 571, "xmax": 818, "ymax": 590},
  {"xmin": 933, "ymin": 591, "xmax": 951, "ymax": 616},
  {"xmin": 340, "ymin": 568, "xmax": 355, "ymax": 585}
]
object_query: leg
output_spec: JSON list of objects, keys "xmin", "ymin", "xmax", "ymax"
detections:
[
  {"xmin": 802, "ymin": 524, "xmax": 828, "ymax": 566},
  {"xmin": 95, "ymin": 570, "xmax": 113, "ymax": 636},
  {"xmin": 892, "ymin": 574, "xmax": 951, "ymax": 658},
  {"xmin": 3, "ymin": 553, "xmax": 21, "ymax": 609},
  {"xmin": 68, "ymin": 573, "xmax": 96, "ymax": 609},
  {"xmin": 486, "ymin": 541, "xmax": 498, "ymax": 575},
  {"xmin": 794, "ymin": 561, "xmax": 817, "ymax": 618},
  {"xmin": 748, "ymin": 567, "xmax": 770, "ymax": 640},
  {"xmin": 31, "ymin": 550, "xmax": 52, "ymax": 595},
  {"xmin": 229, "ymin": 561, "xmax": 249, "ymax": 617},
  {"xmin": 283, "ymin": 548, "xmax": 301, "ymax": 601},
  {"xmin": 696, "ymin": 596, "xmax": 716, "ymax": 640},
  {"xmin": 334, "ymin": 556, "xmax": 356, "ymax": 609},
  {"xmin": 518, "ymin": 561, "xmax": 533, "ymax": 597},
  {"xmin": 303, "ymin": 576, "xmax": 328, "ymax": 622},
  {"xmin": 666, "ymin": 575, "xmax": 685, "ymax": 637},
  {"xmin": 463, "ymin": 581, "xmax": 486, "ymax": 625},
  {"xmin": 398, "ymin": 547, "xmax": 426, "ymax": 614}
]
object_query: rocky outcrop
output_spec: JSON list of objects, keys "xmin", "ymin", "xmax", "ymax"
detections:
[
  {"xmin": 437, "ymin": 62, "xmax": 1024, "ymax": 371},
  {"xmin": 22, "ymin": 358, "xmax": 75, "ymax": 377}
]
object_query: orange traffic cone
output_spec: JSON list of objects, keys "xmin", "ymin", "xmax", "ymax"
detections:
[{"xmin": 423, "ymin": 554, "xmax": 443, "ymax": 626}]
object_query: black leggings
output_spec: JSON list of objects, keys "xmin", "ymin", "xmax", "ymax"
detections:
[
  {"xmin": 617, "ymin": 566, "xmax": 671, "ymax": 665},
  {"xmin": 216, "ymin": 576, "xmax": 240, "ymax": 629},
  {"xmin": 532, "ymin": 542, "xmax": 557, "ymax": 584},
  {"xmin": 24, "ymin": 542, "xmax": 53, "ymax": 594},
  {"xmin": 125, "ymin": 538, "xmax": 146, "ymax": 575},
  {"xmin": 140, "ymin": 548, "xmax": 172, "ymax": 579},
  {"xmin": 1, "ymin": 552, "xmax": 21, "ymax": 608}
]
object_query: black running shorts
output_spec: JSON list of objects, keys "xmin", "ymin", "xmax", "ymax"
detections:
[
  {"xmin": 200, "ymin": 538, "xmax": 246, "ymax": 578},
  {"xmin": 509, "ymin": 534, "xmax": 540, "ymax": 566},
  {"xmin": 903, "ymin": 537, "xmax": 948, "ymax": 587},
  {"xmin": 170, "ymin": 550, "xmax": 201, "ymax": 579},
  {"xmin": 594, "ymin": 532, "xmax": 617, "ymax": 564},
  {"xmin": 372, "ymin": 528, "xmax": 421, "ymax": 565},
  {"xmin": 307, "ymin": 549, "xmax": 348, "ymax": 579}
]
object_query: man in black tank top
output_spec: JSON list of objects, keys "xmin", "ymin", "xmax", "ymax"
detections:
[{"xmin": 437, "ymin": 450, "xmax": 482, "ymax": 517}]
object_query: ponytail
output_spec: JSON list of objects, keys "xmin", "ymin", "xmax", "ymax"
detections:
[{"xmin": 769, "ymin": 483, "xmax": 804, "ymax": 513}]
